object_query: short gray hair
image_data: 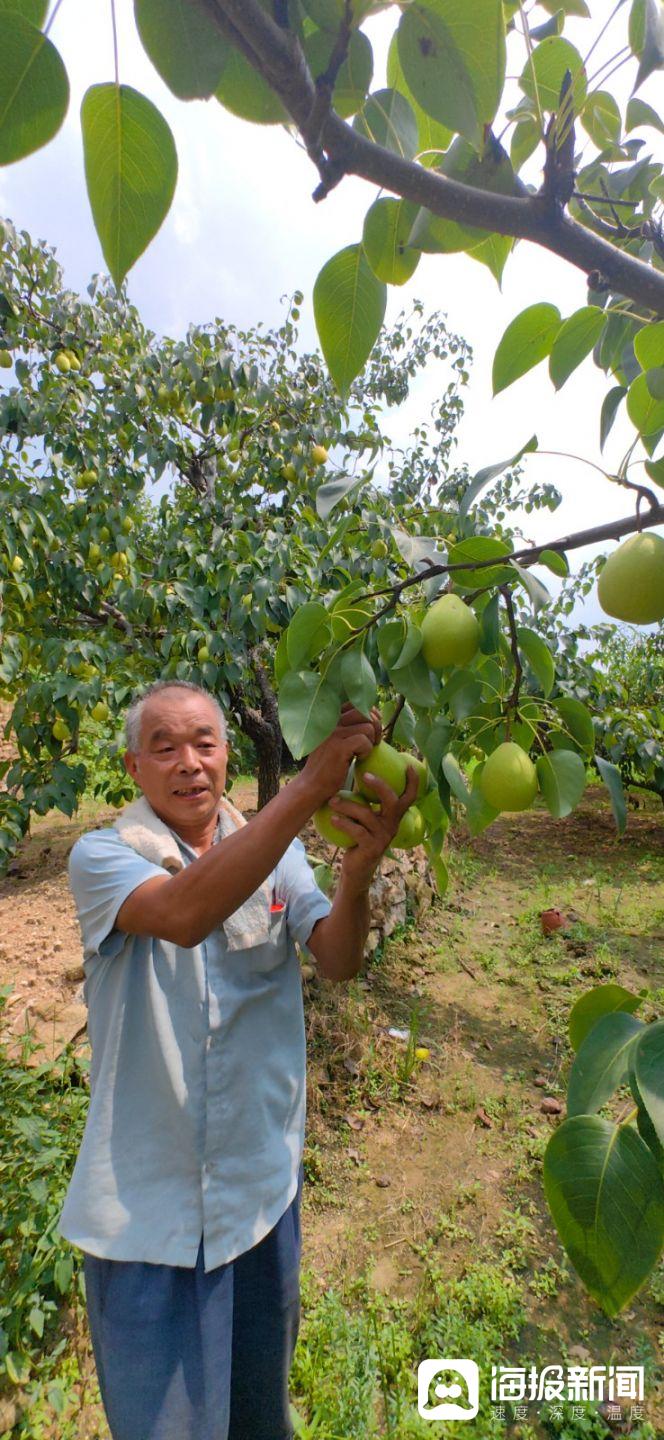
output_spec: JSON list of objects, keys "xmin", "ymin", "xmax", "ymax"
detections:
[{"xmin": 125, "ymin": 680, "xmax": 227, "ymax": 752}]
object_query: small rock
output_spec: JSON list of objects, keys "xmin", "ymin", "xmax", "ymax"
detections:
[
  {"xmin": 53, "ymin": 941, "xmax": 63, "ymax": 952},
  {"xmin": 540, "ymin": 908, "xmax": 566, "ymax": 935},
  {"xmin": 533, "ymin": 1075, "xmax": 548, "ymax": 1088},
  {"xmin": 541, "ymin": 1097, "xmax": 563, "ymax": 1115},
  {"xmin": 482, "ymin": 1039, "xmax": 492, "ymax": 1051},
  {"xmin": 343, "ymin": 1114, "xmax": 364, "ymax": 1131},
  {"xmin": 64, "ymin": 964, "xmax": 85, "ymax": 983},
  {"xmin": 347, "ymin": 1148, "xmax": 361, "ymax": 1165},
  {"xmin": 509, "ymin": 1019, "xmax": 518, "ymax": 1028},
  {"xmin": 343, "ymin": 1058, "xmax": 360, "ymax": 1078},
  {"xmin": 375, "ymin": 1175, "xmax": 391, "ymax": 1188}
]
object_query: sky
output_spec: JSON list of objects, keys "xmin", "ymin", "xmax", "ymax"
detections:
[{"xmin": 1, "ymin": 0, "xmax": 662, "ymax": 627}]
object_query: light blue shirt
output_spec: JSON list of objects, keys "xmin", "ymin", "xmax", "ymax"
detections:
[{"xmin": 57, "ymin": 820, "xmax": 331, "ymax": 1272}]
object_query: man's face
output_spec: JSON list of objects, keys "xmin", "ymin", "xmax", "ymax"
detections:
[{"xmin": 124, "ymin": 690, "xmax": 229, "ymax": 831}]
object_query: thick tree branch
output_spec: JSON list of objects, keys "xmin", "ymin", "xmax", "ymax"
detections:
[{"xmin": 206, "ymin": 0, "xmax": 664, "ymax": 317}]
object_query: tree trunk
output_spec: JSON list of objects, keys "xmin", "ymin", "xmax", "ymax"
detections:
[{"xmin": 255, "ymin": 726, "xmax": 282, "ymax": 810}]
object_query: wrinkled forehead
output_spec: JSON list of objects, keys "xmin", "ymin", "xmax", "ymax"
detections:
[{"xmin": 140, "ymin": 693, "xmax": 226, "ymax": 746}]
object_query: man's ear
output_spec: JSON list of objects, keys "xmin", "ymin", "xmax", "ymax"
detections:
[{"xmin": 124, "ymin": 749, "xmax": 139, "ymax": 782}]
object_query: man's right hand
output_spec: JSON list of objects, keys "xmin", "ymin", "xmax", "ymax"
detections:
[{"xmin": 297, "ymin": 703, "xmax": 382, "ymax": 809}]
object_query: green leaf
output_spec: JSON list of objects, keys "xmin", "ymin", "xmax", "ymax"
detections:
[
  {"xmin": 396, "ymin": 0, "xmax": 506, "ymax": 148},
  {"xmin": 28, "ymin": 1306, "xmax": 44, "ymax": 1338},
  {"xmin": 510, "ymin": 559, "xmax": 551, "ymax": 613},
  {"xmin": 391, "ymin": 621, "xmax": 424, "ymax": 670},
  {"xmin": 626, "ymin": 95, "xmax": 664, "ymax": 135},
  {"xmin": 510, "ymin": 114, "xmax": 541, "ymax": 170},
  {"xmin": 520, "ymin": 36, "xmax": 587, "ymax": 112},
  {"xmin": 378, "ymin": 618, "xmax": 407, "ymax": 670},
  {"xmin": 285, "ymin": 602, "xmax": 330, "ymax": 669},
  {"xmin": 536, "ymin": 749, "xmax": 586, "ymax": 817},
  {"xmin": 386, "ymin": 33, "xmax": 452, "ymax": 157},
  {"xmin": 362, "ymin": 197, "xmax": 420, "ymax": 285},
  {"xmin": 492, "ymin": 302, "xmax": 562, "ymax": 394},
  {"xmin": 539, "ymin": 548, "xmax": 569, "ymax": 576},
  {"xmin": 313, "ymin": 244, "xmax": 386, "ymax": 398},
  {"xmin": 629, "ymin": 1020, "xmax": 664, "ymax": 1147},
  {"xmin": 645, "ymin": 455, "xmax": 664, "ymax": 487},
  {"xmin": 548, "ymin": 306, "xmax": 607, "ymax": 389},
  {"xmin": 448, "ymin": 535, "xmax": 514, "ymax": 589},
  {"xmin": 466, "ymin": 766, "xmax": 499, "ymax": 834},
  {"xmin": 553, "ymin": 697, "xmax": 595, "ymax": 752},
  {"xmin": 480, "ymin": 592, "xmax": 501, "ymax": 653},
  {"xmin": 353, "ymin": 87, "xmax": 418, "ymax": 158},
  {"xmin": 569, "ymin": 983, "xmax": 645, "ymax": 1053},
  {"xmin": 216, "ymin": 47, "xmax": 288, "ymax": 124},
  {"xmin": 53, "ymin": 1253, "xmax": 74, "ymax": 1294},
  {"xmin": 543, "ymin": 1115, "xmax": 664, "ymax": 1317},
  {"xmin": 634, "ymin": 318, "xmax": 664, "ymax": 369},
  {"xmin": 629, "ymin": 0, "xmax": 664, "ymax": 90},
  {"xmin": 81, "ymin": 84, "xmax": 177, "ymax": 287},
  {"xmin": 392, "ymin": 653, "xmax": 438, "ymax": 707},
  {"xmin": 134, "ymin": 0, "xmax": 228, "ymax": 99},
  {"xmin": 442, "ymin": 752, "xmax": 470, "ymax": 805},
  {"xmin": 567, "ymin": 1010, "xmax": 645, "ymax": 1117},
  {"xmin": 595, "ymin": 755, "xmax": 627, "ymax": 836},
  {"xmin": 278, "ymin": 671, "xmax": 341, "ymax": 759},
  {"xmin": 600, "ymin": 384, "xmax": 627, "ymax": 451},
  {"xmin": 409, "ymin": 135, "xmax": 520, "ymax": 255},
  {"xmin": 459, "ymin": 433, "xmax": 538, "ymax": 516},
  {"xmin": 340, "ymin": 647, "xmax": 377, "ymax": 714},
  {"xmin": 469, "ymin": 231, "xmax": 514, "ymax": 286},
  {"xmin": 0, "ymin": 14, "xmax": 69, "ymax": 163},
  {"xmin": 0, "ymin": 0, "xmax": 47, "ymax": 22},
  {"xmin": 516, "ymin": 626, "xmax": 555, "ymax": 697},
  {"xmin": 581, "ymin": 90, "xmax": 622, "ymax": 149},
  {"xmin": 626, "ymin": 369, "xmax": 664, "ymax": 435},
  {"xmin": 304, "ymin": 28, "xmax": 373, "ymax": 119},
  {"xmin": 426, "ymin": 847, "xmax": 449, "ymax": 897},
  {"xmin": 274, "ymin": 631, "xmax": 290, "ymax": 686},
  {"xmin": 315, "ymin": 473, "xmax": 365, "ymax": 519}
]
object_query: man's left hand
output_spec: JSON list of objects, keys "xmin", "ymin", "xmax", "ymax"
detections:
[{"xmin": 327, "ymin": 763, "xmax": 420, "ymax": 889}]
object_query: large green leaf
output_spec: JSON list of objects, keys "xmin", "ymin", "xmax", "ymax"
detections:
[
  {"xmin": 278, "ymin": 670, "xmax": 341, "ymax": 759},
  {"xmin": 626, "ymin": 369, "xmax": 664, "ymax": 434},
  {"xmin": 134, "ymin": 0, "xmax": 228, "ymax": 99},
  {"xmin": 567, "ymin": 1010, "xmax": 645, "ymax": 1116},
  {"xmin": 516, "ymin": 626, "xmax": 555, "ymax": 697},
  {"xmin": 581, "ymin": 90, "xmax": 621, "ymax": 149},
  {"xmin": 553, "ymin": 697, "xmax": 595, "ymax": 752},
  {"xmin": 81, "ymin": 84, "xmax": 177, "ymax": 287},
  {"xmin": 520, "ymin": 36, "xmax": 588, "ymax": 112},
  {"xmin": 216, "ymin": 47, "xmax": 288, "ymax": 124},
  {"xmin": 595, "ymin": 755, "xmax": 627, "ymax": 837},
  {"xmin": 396, "ymin": 0, "xmax": 505, "ymax": 148},
  {"xmin": 386, "ymin": 33, "xmax": 452, "ymax": 158},
  {"xmin": 362, "ymin": 197, "xmax": 420, "ymax": 285},
  {"xmin": 409, "ymin": 135, "xmax": 520, "ymax": 256},
  {"xmin": 448, "ymin": 535, "xmax": 514, "ymax": 588},
  {"xmin": 600, "ymin": 384, "xmax": 627, "ymax": 450},
  {"xmin": 569, "ymin": 983, "xmax": 646, "ymax": 1054},
  {"xmin": 353, "ymin": 87, "xmax": 418, "ymax": 158},
  {"xmin": 0, "ymin": 0, "xmax": 47, "ymax": 22},
  {"xmin": 626, "ymin": 95, "xmax": 664, "ymax": 135},
  {"xmin": 313, "ymin": 244, "xmax": 386, "ymax": 397},
  {"xmin": 493, "ymin": 303, "xmax": 562, "ymax": 394},
  {"xmin": 634, "ymin": 318, "xmax": 664, "ymax": 369},
  {"xmin": 629, "ymin": 0, "xmax": 664, "ymax": 89},
  {"xmin": 0, "ymin": 14, "xmax": 69, "ymax": 164},
  {"xmin": 303, "ymin": 28, "xmax": 373, "ymax": 119},
  {"xmin": 285, "ymin": 602, "xmax": 330, "ymax": 669},
  {"xmin": 536, "ymin": 748, "xmax": 586, "ymax": 817},
  {"xmin": 543, "ymin": 1115, "xmax": 664, "ymax": 1317},
  {"xmin": 628, "ymin": 1019, "xmax": 664, "ymax": 1146},
  {"xmin": 549, "ymin": 306, "xmax": 608, "ymax": 390},
  {"xmin": 340, "ymin": 647, "xmax": 377, "ymax": 714}
]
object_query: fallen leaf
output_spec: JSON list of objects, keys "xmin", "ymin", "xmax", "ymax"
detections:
[
  {"xmin": 475, "ymin": 1107, "xmax": 493, "ymax": 1129},
  {"xmin": 348, "ymin": 1147, "xmax": 362, "ymax": 1164},
  {"xmin": 343, "ymin": 1058, "xmax": 360, "ymax": 1078},
  {"xmin": 344, "ymin": 1114, "xmax": 365, "ymax": 1131}
]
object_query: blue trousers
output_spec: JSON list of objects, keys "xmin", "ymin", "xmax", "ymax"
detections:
[{"xmin": 83, "ymin": 1168, "xmax": 303, "ymax": 1440}]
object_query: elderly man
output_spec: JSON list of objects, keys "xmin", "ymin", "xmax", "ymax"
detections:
[{"xmin": 58, "ymin": 678, "xmax": 418, "ymax": 1440}]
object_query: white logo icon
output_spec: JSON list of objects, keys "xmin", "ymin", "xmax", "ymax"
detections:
[{"xmin": 418, "ymin": 1359, "xmax": 480, "ymax": 1419}]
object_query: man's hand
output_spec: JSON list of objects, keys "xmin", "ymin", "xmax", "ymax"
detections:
[
  {"xmin": 297, "ymin": 702, "xmax": 382, "ymax": 810},
  {"xmin": 328, "ymin": 763, "xmax": 420, "ymax": 889}
]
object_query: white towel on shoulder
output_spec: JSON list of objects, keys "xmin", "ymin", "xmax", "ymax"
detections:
[{"xmin": 114, "ymin": 794, "xmax": 272, "ymax": 950}]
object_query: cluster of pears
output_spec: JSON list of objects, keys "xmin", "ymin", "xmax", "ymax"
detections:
[
  {"xmin": 314, "ymin": 741, "xmax": 430, "ymax": 852},
  {"xmin": 54, "ymin": 349, "xmax": 81, "ymax": 374}
]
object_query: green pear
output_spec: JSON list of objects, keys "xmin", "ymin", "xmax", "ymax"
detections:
[
  {"xmin": 355, "ymin": 741, "xmax": 407, "ymax": 799},
  {"xmin": 480, "ymin": 742, "xmax": 538, "ymax": 813},
  {"xmin": 421, "ymin": 593, "xmax": 480, "ymax": 670},
  {"xmin": 314, "ymin": 791, "xmax": 375, "ymax": 848},
  {"xmin": 597, "ymin": 532, "xmax": 664, "ymax": 625},
  {"xmin": 391, "ymin": 805, "xmax": 426, "ymax": 850}
]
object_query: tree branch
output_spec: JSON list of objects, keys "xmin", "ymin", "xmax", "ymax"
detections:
[
  {"xmin": 500, "ymin": 587, "xmax": 523, "ymax": 740},
  {"xmin": 205, "ymin": 0, "xmax": 664, "ymax": 316}
]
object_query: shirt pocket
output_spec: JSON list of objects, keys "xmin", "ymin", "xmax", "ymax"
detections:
[{"xmin": 248, "ymin": 906, "xmax": 289, "ymax": 974}]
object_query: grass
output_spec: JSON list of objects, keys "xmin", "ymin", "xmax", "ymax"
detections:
[{"xmin": 1, "ymin": 789, "xmax": 663, "ymax": 1437}]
